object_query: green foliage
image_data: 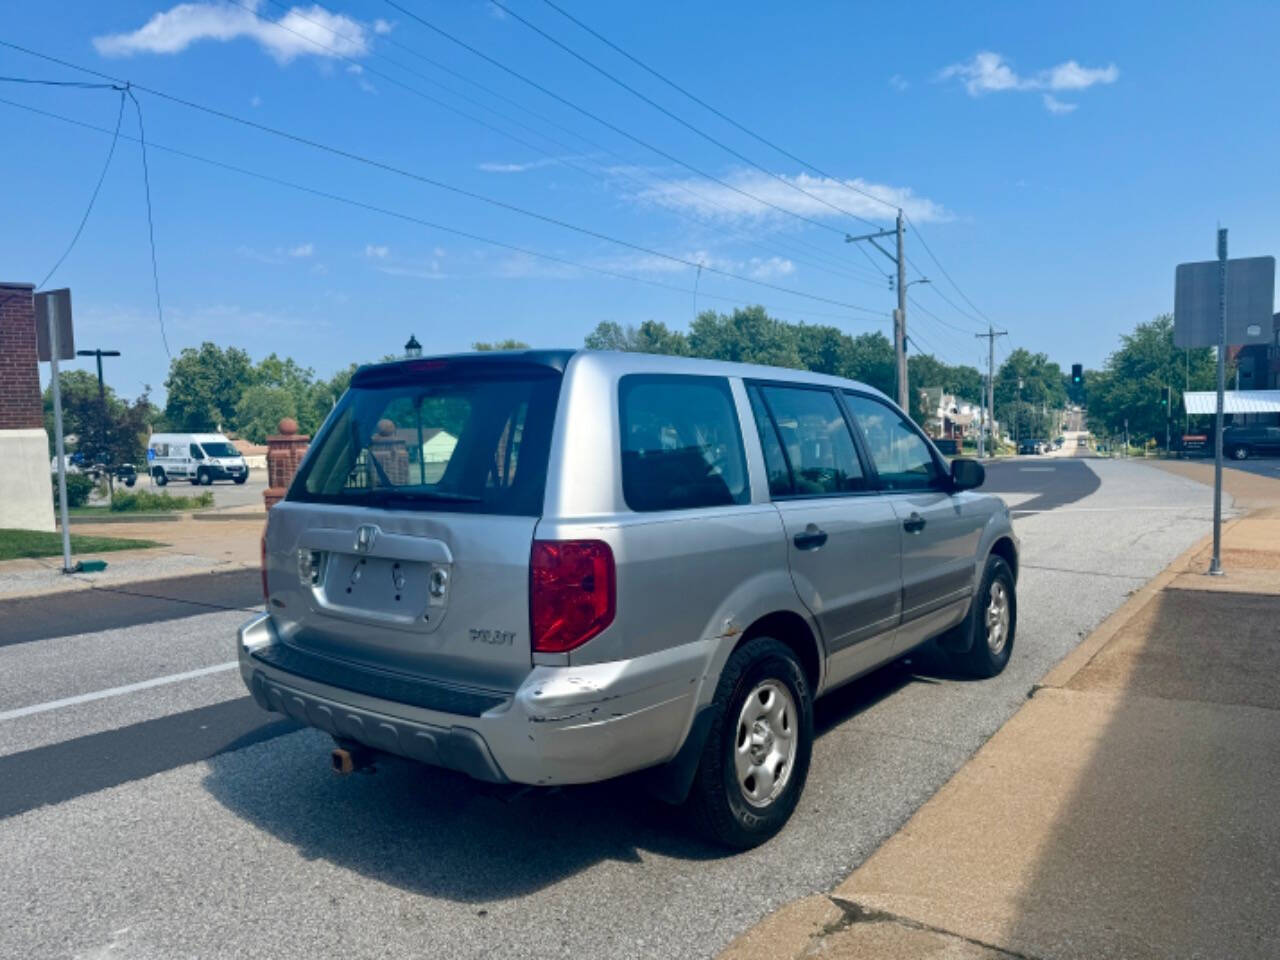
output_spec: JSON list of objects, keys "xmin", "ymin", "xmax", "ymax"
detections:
[
  {"xmin": 42, "ymin": 371, "xmax": 155, "ymax": 466},
  {"xmin": 235, "ymin": 384, "xmax": 299, "ymax": 445},
  {"xmin": 993, "ymin": 348, "xmax": 1069, "ymax": 441},
  {"xmin": 584, "ymin": 320, "xmax": 688, "ymax": 355},
  {"xmin": 163, "ymin": 342, "xmax": 255, "ymax": 432},
  {"xmin": 52, "ymin": 473, "xmax": 96, "ymax": 510},
  {"xmin": 0, "ymin": 528, "xmax": 162, "ymax": 561},
  {"xmin": 472, "ymin": 339, "xmax": 531, "ymax": 351},
  {"xmin": 109, "ymin": 489, "xmax": 214, "ymax": 512},
  {"xmin": 1084, "ymin": 314, "xmax": 1219, "ymax": 446}
]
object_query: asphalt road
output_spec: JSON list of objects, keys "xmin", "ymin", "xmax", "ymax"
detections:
[{"xmin": 0, "ymin": 459, "xmax": 1230, "ymax": 960}]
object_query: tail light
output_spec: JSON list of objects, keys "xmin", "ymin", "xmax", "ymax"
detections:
[
  {"xmin": 260, "ymin": 530, "xmax": 269, "ymax": 602},
  {"xmin": 530, "ymin": 539, "xmax": 615, "ymax": 653}
]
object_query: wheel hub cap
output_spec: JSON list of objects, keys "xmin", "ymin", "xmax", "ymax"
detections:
[
  {"xmin": 986, "ymin": 580, "xmax": 1010, "ymax": 655},
  {"xmin": 734, "ymin": 680, "xmax": 798, "ymax": 808}
]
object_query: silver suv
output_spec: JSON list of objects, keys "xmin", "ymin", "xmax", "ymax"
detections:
[{"xmin": 239, "ymin": 350, "xmax": 1018, "ymax": 847}]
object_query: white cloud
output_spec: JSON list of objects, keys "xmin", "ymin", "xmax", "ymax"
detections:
[
  {"xmin": 1042, "ymin": 94, "xmax": 1077, "ymax": 115},
  {"xmin": 288, "ymin": 242, "xmax": 314, "ymax": 257},
  {"xmin": 636, "ymin": 169, "xmax": 948, "ymax": 224},
  {"xmin": 888, "ymin": 74, "xmax": 910, "ymax": 92},
  {"xmin": 364, "ymin": 244, "xmax": 389, "ymax": 258},
  {"xmin": 939, "ymin": 51, "xmax": 1118, "ymax": 112},
  {"xmin": 478, "ymin": 158, "xmax": 557, "ymax": 174},
  {"xmin": 93, "ymin": 2, "xmax": 382, "ymax": 64},
  {"xmin": 372, "ymin": 18, "xmax": 392, "ymax": 35},
  {"xmin": 250, "ymin": 94, "xmax": 262, "ymax": 107},
  {"xmin": 747, "ymin": 256, "xmax": 795, "ymax": 280}
]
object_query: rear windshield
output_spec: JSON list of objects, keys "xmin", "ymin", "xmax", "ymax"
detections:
[
  {"xmin": 290, "ymin": 367, "xmax": 561, "ymax": 515},
  {"xmin": 200, "ymin": 442, "xmax": 239, "ymax": 458}
]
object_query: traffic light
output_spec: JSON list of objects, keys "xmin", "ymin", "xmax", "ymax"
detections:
[{"xmin": 1071, "ymin": 363, "xmax": 1083, "ymax": 385}]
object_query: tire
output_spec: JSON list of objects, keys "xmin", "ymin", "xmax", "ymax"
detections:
[
  {"xmin": 951, "ymin": 555, "xmax": 1017, "ymax": 678},
  {"xmin": 1230, "ymin": 446, "xmax": 1249, "ymax": 461},
  {"xmin": 685, "ymin": 637, "xmax": 813, "ymax": 849},
  {"xmin": 233, "ymin": 475, "xmax": 248, "ymax": 485},
  {"xmin": 153, "ymin": 469, "xmax": 168, "ymax": 487},
  {"xmin": 197, "ymin": 468, "xmax": 213, "ymax": 486},
  {"xmin": 125, "ymin": 477, "xmax": 136, "ymax": 488}
]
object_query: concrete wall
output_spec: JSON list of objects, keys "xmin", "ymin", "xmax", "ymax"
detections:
[
  {"xmin": 0, "ymin": 428, "xmax": 55, "ymax": 531},
  {"xmin": 0, "ymin": 283, "xmax": 55, "ymax": 531}
]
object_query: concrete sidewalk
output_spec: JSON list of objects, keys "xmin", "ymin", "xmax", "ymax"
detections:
[
  {"xmin": 720, "ymin": 508, "xmax": 1280, "ymax": 960},
  {"xmin": 0, "ymin": 514, "xmax": 263, "ymax": 600}
]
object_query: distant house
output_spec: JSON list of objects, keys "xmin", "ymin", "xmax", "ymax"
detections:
[{"xmin": 919, "ymin": 387, "xmax": 988, "ymax": 440}]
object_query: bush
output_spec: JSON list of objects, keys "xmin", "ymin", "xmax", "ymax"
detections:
[
  {"xmin": 110, "ymin": 489, "xmax": 215, "ymax": 512},
  {"xmin": 52, "ymin": 473, "xmax": 95, "ymax": 510}
]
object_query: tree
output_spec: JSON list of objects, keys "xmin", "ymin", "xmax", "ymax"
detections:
[
  {"xmin": 993, "ymin": 348, "xmax": 1069, "ymax": 441},
  {"xmin": 473, "ymin": 339, "xmax": 531, "ymax": 351},
  {"xmin": 234, "ymin": 384, "xmax": 299, "ymax": 444},
  {"xmin": 163, "ymin": 342, "xmax": 255, "ymax": 432},
  {"xmin": 583, "ymin": 320, "xmax": 687, "ymax": 355},
  {"xmin": 688, "ymin": 306, "xmax": 803, "ymax": 368},
  {"xmin": 42, "ymin": 371, "xmax": 154, "ymax": 467},
  {"xmin": 1085, "ymin": 314, "xmax": 1219, "ymax": 446}
]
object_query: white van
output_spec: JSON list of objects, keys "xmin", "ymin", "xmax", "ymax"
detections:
[{"xmin": 148, "ymin": 433, "xmax": 249, "ymax": 486}]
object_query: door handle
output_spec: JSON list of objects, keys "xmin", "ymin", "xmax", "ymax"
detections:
[
  {"xmin": 793, "ymin": 525, "xmax": 828, "ymax": 550},
  {"xmin": 903, "ymin": 512, "xmax": 926, "ymax": 534}
]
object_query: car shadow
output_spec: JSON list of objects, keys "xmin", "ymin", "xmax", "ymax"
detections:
[{"xmin": 201, "ymin": 643, "xmax": 955, "ymax": 902}]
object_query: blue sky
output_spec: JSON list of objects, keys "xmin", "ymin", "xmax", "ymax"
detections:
[{"xmin": 3, "ymin": 0, "xmax": 1278, "ymax": 400}]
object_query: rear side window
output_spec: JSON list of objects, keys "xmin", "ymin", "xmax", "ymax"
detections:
[
  {"xmin": 844, "ymin": 392, "xmax": 944, "ymax": 491},
  {"xmin": 291, "ymin": 366, "xmax": 561, "ymax": 515},
  {"xmin": 756, "ymin": 385, "xmax": 866, "ymax": 495},
  {"xmin": 619, "ymin": 375, "xmax": 749, "ymax": 512}
]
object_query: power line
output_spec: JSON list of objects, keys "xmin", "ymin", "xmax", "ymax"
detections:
[
  {"xmin": 487, "ymin": 0, "xmax": 884, "ymax": 232},
  {"xmin": 0, "ymin": 41, "xmax": 884, "ymax": 314},
  {"xmin": 34, "ymin": 88, "xmax": 126, "ymax": 290},
  {"xmin": 0, "ymin": 93, "xmax": 890, "ymax": 329},
  {"xmin": 532, "ymin": 0, "xmax": 898, "ymax": 218},
  {"xmin": 381, "ymin": 1, "xmax": 849, "ymax": 238},
  {"xmin": 125, "ymin": 88, "xmax": 169, "ymax": 358},
  {"xmin": 529, "ymin": 1, "xmax": 1000, "ymax": 329},
  {"xmin": 239, "ymin": 0, "xmax": 887, "ymax": 288}
]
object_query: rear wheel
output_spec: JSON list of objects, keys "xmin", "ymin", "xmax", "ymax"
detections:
[
  {"xmin": 950, "ymin": 555, "xmax": 1016, "ymax": 678},
  {"xmin": 686, "ymin": 637, "xmax": 813, "ymax": 849}
]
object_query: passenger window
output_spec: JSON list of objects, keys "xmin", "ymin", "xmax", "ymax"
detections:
[
  {"xmin": 758, "ymin": 386, "xmax": 865, "ymax": 495},
  {"xmin": 189, "ymin": 444, "xmax": 205, "ymax": 460},
  {"xmin": 619, "ymin": 375, "xmax": 749, "ymax": 512},
  {"xmin": 747, "ymin": 386, "xmax": 793, "ymax": 496},
  {"xmin": 844, "ymin": 393, "xmax": 943, "ymax": 491}
]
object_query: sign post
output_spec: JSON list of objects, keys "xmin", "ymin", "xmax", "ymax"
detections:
[
  {"xmin": 1174, "ymin": 237, "xmax": 1275, "ymax": 576},
  {"xmin": 39, "ymin": 290, "xmax": 76, "ymax": 573}
]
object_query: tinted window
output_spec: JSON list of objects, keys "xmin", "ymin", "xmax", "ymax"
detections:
[
  {"xmin": 620, "ymin": 375, "xmax": 749, "ymax": 512},
  {"xmin": 759, "ymin": 385, "xmax": 864, "ymax": 495},
  {"xmin": 189, "ymin": 444, "xmax": 205, "ymax": 460},
  {"xmin": 201, "ymin": 442, "xmax": 239, "ymax": 458},
  {"xmin": 844, "ymin": 392, "xmax": 943, "ymax": 490},
  {"xmin": 291, "ymin": 367, "xmax": 560, "ymax": 515},
  {"xmin": 747, "ymin": 385, "xmax": 793, "ymax": 496}
]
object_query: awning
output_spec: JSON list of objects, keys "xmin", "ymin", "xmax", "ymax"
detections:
[{"xmin": 1184, "ymin": 390, "xmax": 1280, "ymax": 414}]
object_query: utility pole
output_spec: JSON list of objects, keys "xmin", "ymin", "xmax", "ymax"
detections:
[
  {"xmin": 975, "ymin": 326, "xmax": 1008, "ymax": 457},
  {"xmin": 846, "ymin": 208, "xmax": 909, "ymax": 410},
  {"xmin": 77, "ymin": 348, "xmax": 121, "ymax": 474}
]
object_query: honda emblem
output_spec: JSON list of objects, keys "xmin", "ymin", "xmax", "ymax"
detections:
[{"xmin": 354, "ymin": 524, "xmax": 379, "ymax": 553}]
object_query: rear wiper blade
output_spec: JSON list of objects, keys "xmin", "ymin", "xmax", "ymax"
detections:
[{"xmin": 368, "ymin": 489, "xmax": 482, "ymax": 505}]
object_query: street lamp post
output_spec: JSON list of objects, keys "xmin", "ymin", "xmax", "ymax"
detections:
[
  {"xmin": 404, "ymin": 334, "xmax": 422, "ymax": 358},
  {"xmin": 76, "ymin": 348, "xmax": 121, "ymax": 482}
]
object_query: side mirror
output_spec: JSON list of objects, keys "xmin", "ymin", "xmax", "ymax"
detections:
[{"xmin": 950, "ymin": 457, "xmax": 985, "ymax": 491}]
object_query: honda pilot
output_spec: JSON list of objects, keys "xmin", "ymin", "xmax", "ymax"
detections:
[{"xmin": 239, "ymin": 350, "xmax": 1018, "ymax": 847}]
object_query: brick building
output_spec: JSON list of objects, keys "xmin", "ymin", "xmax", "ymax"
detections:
[{"xmin": 0, "ymin": 282, "xmax": 56, "ymax": 531}]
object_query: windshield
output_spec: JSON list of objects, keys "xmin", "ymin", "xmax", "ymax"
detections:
[
  {"xmin": 200, "ymin": 442, "xmax": 239, "ymax": 458},
  {"xmin": 290, "ymin": 367, "xmax": 561, "ymax": 515}
]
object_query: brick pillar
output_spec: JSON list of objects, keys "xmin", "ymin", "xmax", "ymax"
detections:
[
  {"xmin": 0, "ymin": 282, "xmax": 56, "ymax": 531},
  {"xmin": 263, "ymin": 417, "xmax": 310, "ymax": 510}
]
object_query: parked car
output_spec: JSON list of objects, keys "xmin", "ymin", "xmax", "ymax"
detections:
[
  {"xmin": 239, "ymin": 350, "xmax": 1019, "ymax": 848},
  {"xmin": 1018, "ymin": 439, "xmax": 1039, "ymax": 455},
  {"xmin": 148, "ymin": 433, "xmax": 249, "ymax": 485},
  {"xmin": 1222, "ymin": 425, "xmax": 1280, "ymax": 460}
]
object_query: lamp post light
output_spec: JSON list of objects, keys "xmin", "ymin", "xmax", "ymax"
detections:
[{"xmin": 404, "ymin": 334, "xmax": 422, "ymax": 358}]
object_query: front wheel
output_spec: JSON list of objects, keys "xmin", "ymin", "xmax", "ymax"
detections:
[
  {"xmin": 233, "ymin": 475, "xmax": 247, "ymax": 485},
  {"xmin": 686, "ymin": 637, "xmax": 813, "ymax": 849},
  {"xmin": 951, "ymin": 554, "xmax": 1017, "ymax": 678},
  {"xmin": 197, "ymin": 468, "xmax": 213, "ymax": 485},
  {"xmin": 153, "ymin": 469, "xmax": 168, "ymax": 487},
  {"xmin": 1230, "ymin": 445, "xmax": 1249, "ymax": 461}
]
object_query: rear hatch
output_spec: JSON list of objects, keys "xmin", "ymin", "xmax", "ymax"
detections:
[{"xmin": 263, "ymin": 355, "xmax": 565, "ymax": 695}]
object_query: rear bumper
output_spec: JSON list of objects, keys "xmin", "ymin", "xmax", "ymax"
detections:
[{"xmin": 236, "ymin": 613, "xmax": 705, "ymax": 786}]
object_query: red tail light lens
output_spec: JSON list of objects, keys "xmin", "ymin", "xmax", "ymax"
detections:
[{"xmin": 530, "ymin": 539, "xmax": 615, "ymax": 653}]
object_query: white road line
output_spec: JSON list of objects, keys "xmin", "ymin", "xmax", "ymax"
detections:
[{"xmin": 0, "ymin": 661, "xmax": 239, "ymax": 722}]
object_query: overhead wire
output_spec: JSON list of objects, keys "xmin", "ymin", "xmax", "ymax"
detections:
[
  {"xmin": 236, "ymin": 0, "xmax": 888, "ymax": 288},
  {"xmin": 0, "ymin": 41, "xmax": 885, "ymax": 313},
  {"xmin": 124, "ymin": 86, "xmax": 170, "ymax": 358},
  {"xmin": 0, "ymin": 94, "xmax": 890, "ymax": 330}
]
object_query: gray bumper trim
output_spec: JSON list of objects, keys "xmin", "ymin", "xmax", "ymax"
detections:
[{"xmin": 248, "ymin": 668, "xmax": 509, "ymax": 783}]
